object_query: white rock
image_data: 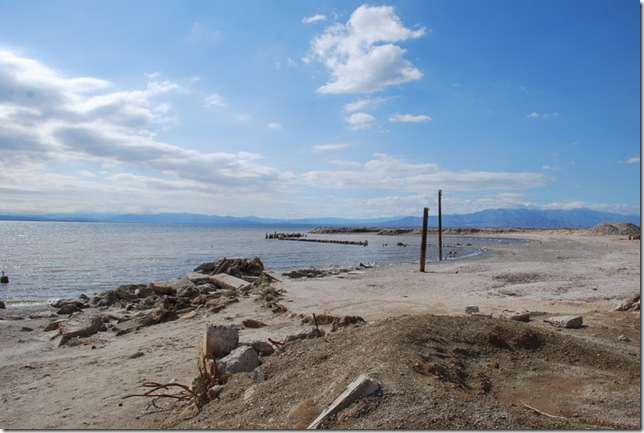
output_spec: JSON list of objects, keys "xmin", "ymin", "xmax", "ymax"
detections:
[
  {"xmin": 211, "ymin": 273, "xmax": 251, "ymax": 291},
  {"xmin": 500, "ymin": 309, "xmax": 530, "ymax": 322},
  {"xmin": 544, "ymin": 315, "xmax": 583, "ymax": 329},
  {"xmin": 218, "ymin": 345, "xmax": 260, "ymax": 375},
  {"xmin": 308, "ymin": 375, "xmax": 381, "ymax": 429}
]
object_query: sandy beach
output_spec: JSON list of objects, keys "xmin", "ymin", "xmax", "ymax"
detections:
[{"xmin": 0, "ymin": 231, "xmax": 640, "ymax": 429}]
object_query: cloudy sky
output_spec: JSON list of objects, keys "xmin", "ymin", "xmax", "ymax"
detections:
[{"xmin": 0, "ymin": 0, "xmax": 639, "ymax": 218}]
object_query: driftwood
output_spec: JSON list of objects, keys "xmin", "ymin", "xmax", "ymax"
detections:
[
  {"xmin": 123, "ymin": 381, "xmax": 201, "ymax": 413},
  {"xmin": 124, "ymin": 353, "xmax": 225, "ymax": 410}
]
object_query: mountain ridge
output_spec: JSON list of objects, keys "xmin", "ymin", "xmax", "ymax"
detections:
[{"xmin": 0, "ymin": 208, "xmax": 639, "ymax": 229}]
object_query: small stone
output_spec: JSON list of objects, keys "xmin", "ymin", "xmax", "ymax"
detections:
[
  {"xmin": 250, "ymin": 340, "xmax": 274, "ymax": 355},
  {"xmin": 56, "ymin": 304, "xmax": 82, "ymax": 315},
  {"xmin": 618, "ymin": 335, "xmax": 630, "ymax": 342},
  {"xmin": 465, "ymin": 306, "xmax": 479, "ymax": 314},
  {"xmin": 242, "ymin": 319, "xmax": 266, "ymax": 328}
]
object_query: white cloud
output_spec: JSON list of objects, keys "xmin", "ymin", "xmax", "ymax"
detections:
[
  {"xmin": 389, "ymin": 113, "xmax": 432, "ymax": 122},
  {"xmin": 619, "ymin": 157, "xmax": 640, "ymax": 164},
  {"xmin": 301, "ymin": 153, "xmax": 549, "ymax": 192},
  {"xmin": 344, "ymin": 112, "xmax": 376, "ymax": 130},
  {"xmin": 187, "ymin": 22, "xmax": 221, "ymax": 45},
  {"xmin": 526, "ymin": 111, "xmax": 559, "ymax": 120},
  {"xmin": 303, "ymin": 14, "xmax": 326, "ymax": 24},
  {"xmin": 343, "ymin": 96, "xmax": 390, "ymax": 112},
  {"xmin": 306, "ymin": 4, "xmax": 425, "ymax": 94},
  {"xmin": 313, "ymin": 144, "xmax": 349, "ymax": 152},
  {"xmin": 204, "ymin": 93, "xmax": 227, "ymax": 108},
  {"xmin": 267, "ymin": 122, "xmax": 282, "ymax": 130},
  {"xmin": 0, "ymin": 49, "xmax": 291, "ymax": 213}
]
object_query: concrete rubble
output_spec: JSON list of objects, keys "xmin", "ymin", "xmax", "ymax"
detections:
[
  {"xmin": 42, "ymin": 257, "xmax": 280, "ymax": 347},
  {"xmin": 544, "ymin": 315, "xmax": 584, "ymax": 329}
]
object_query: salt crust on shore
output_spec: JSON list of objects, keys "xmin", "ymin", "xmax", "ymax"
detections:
[{"xmin": 0, "ymin": 232, "xmax": 640, "ymax": 429}]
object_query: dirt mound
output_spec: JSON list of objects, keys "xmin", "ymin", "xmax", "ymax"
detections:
[
  {"xmin": 167, "ymin": 314, "xmax": 640, "ymax": 429},
  {"xmin": 588, "ymin": 222, "xmax": 640, "ymax": 236}
]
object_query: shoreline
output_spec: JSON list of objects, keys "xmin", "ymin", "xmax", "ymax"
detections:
[
  {"xmin": 0, "ymin": 231, "xmax": 640, "ymax": 429},
  {"xmin": 0, "ymin": 232, "xmax": 523, "ymax": 307}
]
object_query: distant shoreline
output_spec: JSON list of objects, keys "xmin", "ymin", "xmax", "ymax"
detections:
[{"xmin": 311, "ymin": 226, "xmax": 592, "ymax": 235}]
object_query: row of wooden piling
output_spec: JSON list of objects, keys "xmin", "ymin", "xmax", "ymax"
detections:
[{"xmin": 266, "ymin": 233, "xmax": 368, "ymax": 246}]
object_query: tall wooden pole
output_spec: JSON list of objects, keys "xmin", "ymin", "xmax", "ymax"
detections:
[
  {"xmin": 419, "ymin": 207, "xmax": 429, "ymax": 272},
  {"xmin": 438, "ymin": 190, "xmax": 443, "ymax": 261}
]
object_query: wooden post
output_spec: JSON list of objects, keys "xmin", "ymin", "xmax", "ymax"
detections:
[
  {"xmin": 438, "ymin": 190, "xmax": 443, "ymax": 261},
  {"xmin": 419, "ymin": 207, "xmax": 429, "ymax": 272}
]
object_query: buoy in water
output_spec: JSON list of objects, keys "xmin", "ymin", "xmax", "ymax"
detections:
[{"xmin": 1, "ymin": 271, "xmax": 8, "ymax": 284}]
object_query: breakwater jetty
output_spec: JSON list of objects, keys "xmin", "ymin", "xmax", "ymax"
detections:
[{"xmin": 266, "ymin": 232, "xmax": 368, "ymax": 246}]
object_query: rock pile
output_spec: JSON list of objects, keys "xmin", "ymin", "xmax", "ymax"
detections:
[{"xmin": 47, "ymin": 257, "xmax": 280, "ymax": 346}]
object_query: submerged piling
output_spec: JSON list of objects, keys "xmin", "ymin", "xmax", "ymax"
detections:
[{"xmin": 270, "ymin": 236, "xmax": 368, "ymax": 246}]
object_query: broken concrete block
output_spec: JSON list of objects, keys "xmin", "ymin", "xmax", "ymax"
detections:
[
  {"xmin": 199, "ymin": 323, "xmax": 239, "ymax": 362},
  {"xmin": 59, "ymin": 314, "xmax": 103, "ymax": 338},
  {"xmin": 218, "ymin": 345, "xmax": 260, "ymax": 375},
  {"xmin": 307, "ymin": 375, "xmax": 381, "ymax": 429},
  {"xmin": 500, "ymin": 309, "xmax": 530, "ymax": 322},
  {"xmin": 151, "ymin": 276, "xmax": 196, "ymax": 296},
  {"xmin": 185, "ymin": 272, "xmax": 216, "ymax": 285},
  {"xmin": 211, "ymin": 273, "xmax": 251, "ymax": 291},
  {"xmin": 544, "ymin": 315, "xmax": 583, "ymax": 329},
  {"xmin": 112, "ymin": 307, "xmax": 178, "ymax": 336}
]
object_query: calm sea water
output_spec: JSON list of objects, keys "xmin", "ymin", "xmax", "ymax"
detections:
[{"xmin": 0, "ymin": 221, "xmax": 522, "ymax": 304}]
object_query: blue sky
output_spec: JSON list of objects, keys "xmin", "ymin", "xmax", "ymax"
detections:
[{"xmin": 0, "ymin": 0, "xmax": 639, "ymax": 218}]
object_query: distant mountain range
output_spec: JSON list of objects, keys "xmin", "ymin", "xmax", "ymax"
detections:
[{"xmin": 0, "ymin": 208, "xmax": 639, "ymax": 229}]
